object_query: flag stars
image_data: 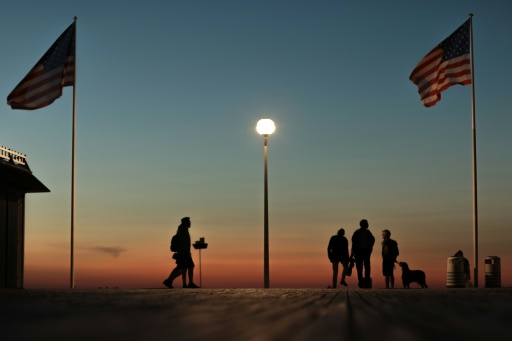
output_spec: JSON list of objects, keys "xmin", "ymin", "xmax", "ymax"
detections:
[
  {"xmin": 440, "ymin": 20, "xmax": 470, "ymax": 61},
  {"xmin": 43, "ymin": 27, "xmax": 74, "ymax": 71}
]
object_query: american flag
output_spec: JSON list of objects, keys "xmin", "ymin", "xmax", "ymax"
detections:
[
  {"xmin": 7, "ymin": 22, "xmax": 75, "ymax": 110},
  {"xmin": 409, "ymin": 19, "xmax": 471, "ymax": 107}
]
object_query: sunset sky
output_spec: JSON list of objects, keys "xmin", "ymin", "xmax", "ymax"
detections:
[{"xmin": 1, "ymin": 0, "xmax": 511, "ymax": 289}]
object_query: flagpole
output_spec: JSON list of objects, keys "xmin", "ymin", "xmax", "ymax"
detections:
[
  {"xmin": 70, "ymin": 16, "xmax": 77, "ymax": 289},
  {"xmin": 469, "ymin": 13, "xmax": 478, "ymax": 288}
]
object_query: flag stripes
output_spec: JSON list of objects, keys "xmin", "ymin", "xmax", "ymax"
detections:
[
  {"xmin": 7, "ymin": 22, "xmax": 75, "ymax": 110},
  {"xmin": 410, "ymin": 19, "xmax": 471, "ymax": 107}
]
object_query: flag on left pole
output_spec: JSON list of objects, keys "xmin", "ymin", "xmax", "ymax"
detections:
[{"xmin": 7, "ymin": 22, "xmax": 75, "ymax": 110}]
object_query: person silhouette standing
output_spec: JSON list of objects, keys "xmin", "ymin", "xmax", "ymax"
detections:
[
  {"xmin": 327, "ymin": 228, "xmax": 350, "ymax": 288},
  {"xmin": 351, "ymin": 219, "xmax": 375, "ymax": 288},
  {"xmin": 381, "ymin": 229, "xmax": 399, "ymax": 289},
  {"xmin": 163, "ymin": 217, "xmax": 200, "ymax": 288},
  {"xmin": 454, "ymin": 250, "xmax": 472, "ymax": 287}
]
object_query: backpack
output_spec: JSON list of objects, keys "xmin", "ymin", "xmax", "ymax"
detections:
[
  {"xmin": 170, "ymin": 234, "xmax": 178, "ymax": 252},
  {"xmin": 388, "ymin": 240, "xmax": 399, "ymax": 258}
]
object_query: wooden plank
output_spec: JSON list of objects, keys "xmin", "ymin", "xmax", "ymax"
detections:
[{"xmin": 0, "ymin": 288, "xmax": 511, "ymax": 340}]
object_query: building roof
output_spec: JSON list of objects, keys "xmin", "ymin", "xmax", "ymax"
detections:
[{"xmin": 0, "ymin": 147, "xmax": 50, "ymax": 193}]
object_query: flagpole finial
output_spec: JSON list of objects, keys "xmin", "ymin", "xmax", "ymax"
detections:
[
  {"xmin": 74, "ymin": 16, "xmax": 78, "ymax": 21},
  {"xmin": 469, "ymin": 13, "xmax": 474, "ymax": 17}
]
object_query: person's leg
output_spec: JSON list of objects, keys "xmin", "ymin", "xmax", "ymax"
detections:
[
  {"xmin": 164, "ymin": 261, "xmax": 183, "ymax": 288},
  {"xmin": 390, "ymin": 273, "xmax": 394, "ymax": 289},
  {"xmin": 332, "ymin": 261, "xmax": 339, "ymax": 288},
  {"xmin": 340, "ymin": 259, "xmax": 348, "ymax": 285},
  {"xmin": 185, "ymin": 254, "xmax": 200, "ymax": 288},
  {"xmin": 168, "ymin": 266, "xmax": 181, "ymax": 281},
  {"xmin": 362, "ymin": 251, "xmax": 371, "ymax": 288},
  {"xmin": 355, "ymin": 255, "xmax": 364, "ymax": 287},
  {"xmin": 181, "ymin": 268, "xmax": 187, "ymax": 287},
  {"xmin": 188, "ymin": 266, "xmax": 194, "ymax": 284},
  {"xmin": 383, "ymin": 260, "xmax": 392, "ymax": 288},
  {"xmin": 363, "ymin": 252, "xmax": 371, "ymax": 281}
]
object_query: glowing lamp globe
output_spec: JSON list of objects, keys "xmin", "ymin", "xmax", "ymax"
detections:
[{"xmin": 256, "ymin": 119, "xmax": 275, "ymax": 135}]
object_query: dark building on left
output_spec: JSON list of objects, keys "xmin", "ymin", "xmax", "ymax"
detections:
[{"xmin": 1, "ymin": 146, "xmax": 49, "ymax": 288}]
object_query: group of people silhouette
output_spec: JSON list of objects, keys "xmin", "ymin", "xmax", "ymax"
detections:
[
  {"xmin": 162, "ymin": 217, "xmax": 402, "ymax": 289},
  {"xmin": 327, "ymin": 219, "xmax": 399, "ymax": 289}
]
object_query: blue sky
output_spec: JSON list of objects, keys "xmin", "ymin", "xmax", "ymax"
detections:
[{"xmin": 1, "ymin": 0, "xmax": 511, "ymax": 288}]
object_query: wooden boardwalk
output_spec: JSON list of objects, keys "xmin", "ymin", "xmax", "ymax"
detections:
[{"xmin": 1, "ymin": 288, "xmax": 511, "ymax": 340}]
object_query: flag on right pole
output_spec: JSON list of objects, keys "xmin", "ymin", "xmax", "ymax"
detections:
[{"xmin": 409, "ymin": 19, "xmax": 471, "ymax": 107}]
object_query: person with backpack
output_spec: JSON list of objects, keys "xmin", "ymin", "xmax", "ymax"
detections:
[
  {"xmin": 454, "ymin": 250, "xmax": 472, "ymax": 287},
  {"xmin": 163, "ymin": 217, "xmax": 200, "ymax": 288},
  {"xmin": 351, "ymin": 219, "xmax": 375, "ymax": 288},
  {"xmin": 381, "ymin": 229, "xmax": 399, "ymax": 289},
  {"xmin": 327, "ymin": 228, "xmax": 350, "ymax": 288}
]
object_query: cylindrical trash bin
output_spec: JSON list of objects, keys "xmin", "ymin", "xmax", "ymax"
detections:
[
  {"xmin": 485, "ymin": 256, "xmax": 501, "ymax": 288},
  {"xmin": 447, "ymin": 256, "xmax": 465, "ymax": 288}
]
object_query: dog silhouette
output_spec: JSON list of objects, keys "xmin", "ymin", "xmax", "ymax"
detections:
[{"xmin": 398, "ymin": 262, "xmax": 428, "ymax": 288}]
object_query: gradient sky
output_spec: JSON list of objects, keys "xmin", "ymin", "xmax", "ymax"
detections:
[{"xmin": 1, "ymin": 0, "xmax": 511, "ymax": 289}]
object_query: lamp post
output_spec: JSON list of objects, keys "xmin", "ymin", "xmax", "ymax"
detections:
[
  {"xmin": 193, "ymin": 237, "xmax": 208, "ymax": 287},
  {"xmin": 256, "ymin": 119, "xmax": 275, "ymax": 288}
]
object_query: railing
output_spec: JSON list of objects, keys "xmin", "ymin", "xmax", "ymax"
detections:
[{"xmin": 0, "ymin": 146, "xmax": 27, "ymax": 166}]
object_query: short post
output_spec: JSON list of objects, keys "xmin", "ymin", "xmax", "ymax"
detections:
[{"xmin": 193, "ymin": 237, "xmax": 208, "ymax": 287}]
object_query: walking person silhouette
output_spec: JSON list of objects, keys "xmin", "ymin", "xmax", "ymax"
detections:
[{"xmin": 163, "ymin": 217, "xmax": 200, "ymax": 288}]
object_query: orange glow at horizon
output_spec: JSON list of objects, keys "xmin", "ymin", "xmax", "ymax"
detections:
[{"xmin": 23, "ymin": 249, "xmax": 511, "ymax": 289}]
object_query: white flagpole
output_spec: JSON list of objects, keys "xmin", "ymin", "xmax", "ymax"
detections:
[
  {"xmin": 70, "ymin": 16, "xmax": 77, "ymax": 289},
  {"xmin": 469, "ymin": 13, "xmax": 479, "ymax": 288}
]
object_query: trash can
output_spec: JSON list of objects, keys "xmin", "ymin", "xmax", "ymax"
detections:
[
  {"xmin": 485, "ymin": 256, "xmax": 501, "ymax": 288},
  {"xmin": 446, "ymin": 256, "xmax": 465, "ymax": 288}
]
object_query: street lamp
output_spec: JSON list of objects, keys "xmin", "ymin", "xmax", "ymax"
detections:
[
  {"xmin": 256, "ymin": 119, "xmax": 275, "ymax": 288},
  {"xmin": 193, "ymin": 237, "xmax": 208, "ymax": 288}
]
